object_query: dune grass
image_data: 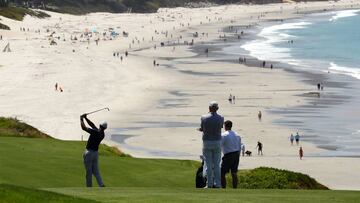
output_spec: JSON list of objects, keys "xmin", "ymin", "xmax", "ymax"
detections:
[
  {"xmin": 0, "ymin": 7, "xmax": 50, "ymax": 21},
  {"xmin": 0, "ymin": 22, "xmax": 10, "ymax": 30},
  {"xmin": 0, "ymin": 117, "xmax": 50, "ymax": 138},
  {"xmin": 0, "ymin": 184, "xmax": 99, "ymax": 203},
  {"xmin": 237, "ymin": 167, "xmax": 328, "ymax": 189}
]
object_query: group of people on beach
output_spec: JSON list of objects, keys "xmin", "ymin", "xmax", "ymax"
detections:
[
  {"xmin": 290, "ymin": 132, "xmax": 304, "ymax": 160},
  {"xmin": 54, "ymin": 83, "xmax": 63, "ymax": 92}
]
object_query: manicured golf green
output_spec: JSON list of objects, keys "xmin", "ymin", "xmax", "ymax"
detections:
[
  {"xmin": 0, "ymin": 184, "xmax": 99, "ymax": 203},
  {"xmin": 46, "ymin": 187, "xmax": 360, "ymax": 203}
]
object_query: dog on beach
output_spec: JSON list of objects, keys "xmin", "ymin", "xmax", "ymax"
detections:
[{"xmin": 245, "ymin": 150, "xmax": 252, "ymax": 156}]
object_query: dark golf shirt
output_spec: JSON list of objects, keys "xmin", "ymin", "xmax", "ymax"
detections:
[{"xmin": 86, "ymin": 128, "xmax": 105, "ymax": 151}]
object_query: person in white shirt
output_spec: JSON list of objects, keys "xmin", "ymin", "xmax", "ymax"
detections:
[{"xmin": 221, "ymin": 120, "xmax": 241, "ymax": 188}]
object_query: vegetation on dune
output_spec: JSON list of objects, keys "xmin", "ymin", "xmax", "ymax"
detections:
[
  {"xmin": 0, "ymin": 184, "xmax": 100, "ymax": 203},
  {"xmin": 235, "ymin": 167, "xmax": 329, "ymax": 189},
  {"xmin": 0, "ymin": 117, "xmax": 50, "ymax": 138},
  {"xmin": 0, "ymin": 21, "xmax": 10, "ymax": 29},
  {"xmin": 0, "ymin": 6, "xmax": 50, "ymax": 21},
  {"xmin": 1, "ymin": 0, "xmax": 283, "ymax": 15}
]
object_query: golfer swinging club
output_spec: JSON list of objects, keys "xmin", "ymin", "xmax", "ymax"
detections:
[{"xmin": 80, "ymin": 114, "xmax": 107, "ymax": 187}]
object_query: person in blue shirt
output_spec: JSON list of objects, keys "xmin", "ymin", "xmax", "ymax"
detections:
[{"xmin": 199, "ymin": 101, "xmax": 224, "ymax": 188}]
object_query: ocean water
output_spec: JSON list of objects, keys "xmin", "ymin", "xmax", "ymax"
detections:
[
  {"xmin": 241, "ymin": 9, "xmax": 360, "ymax": 79},
  {"xmin": 224, "ymin": 9, "xmax": 360, "ymax": 156}
]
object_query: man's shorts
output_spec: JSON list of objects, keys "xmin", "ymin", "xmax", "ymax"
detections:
[{"xmin": 221, "ymin": 151, "xmax": 240, "ymax": 174}]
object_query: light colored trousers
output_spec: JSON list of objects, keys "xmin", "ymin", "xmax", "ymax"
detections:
[
  {"xmin": 83, "ymin": 150, "xmax": 104, "ymax": 187},
  {"xmin": 203, "ymin": 140, "xmax": 221, "ymax": 188}
]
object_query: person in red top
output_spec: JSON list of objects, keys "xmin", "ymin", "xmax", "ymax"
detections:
[{"xmin": 299, "ymin": 147, "xmax": 304, "ymax": 160}]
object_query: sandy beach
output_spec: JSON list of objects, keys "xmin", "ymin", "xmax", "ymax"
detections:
[{"xmin": 1, "ymin": 0, "xmax": 360, "ymax": 190}]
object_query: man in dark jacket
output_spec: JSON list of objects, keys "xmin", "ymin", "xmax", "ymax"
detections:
[{"xmin": 80, "ymin": 114, "xmax": 107, "ymax": 187}]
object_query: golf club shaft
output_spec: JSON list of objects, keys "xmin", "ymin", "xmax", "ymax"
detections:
[{"xmin": 86, "ymin": 108, "xmax": 109, "ymax": 115}]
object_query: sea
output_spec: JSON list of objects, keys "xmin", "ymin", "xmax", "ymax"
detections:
[
  {"xmin": 223, "ymin": 9, "xmax": 360, "ymax": 156},
  {"xmin": 241, "ymin": 9, "xmax": 360, "ymax": 79}
]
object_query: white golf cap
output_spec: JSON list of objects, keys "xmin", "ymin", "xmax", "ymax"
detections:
[
  {"xmin": 209, "ymin": 101, "xmax": 219, "ymax": 108},
  {"xmin": 100, "ymin": 122, "xmax": 108, "ymax": 129}
]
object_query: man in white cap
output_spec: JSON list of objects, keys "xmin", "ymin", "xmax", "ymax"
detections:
[
  {"xmin": 199, "ymin": 101, "xmax": 224, "ymax": 188},
  {"xmin": 80, "ymin": 114, "xmax": 107, "ymax": 187}
]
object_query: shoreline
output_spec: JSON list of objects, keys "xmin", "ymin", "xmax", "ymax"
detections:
[{"xmin": 217, "ymin": 13, "xmax": 360, "ymax": 156}]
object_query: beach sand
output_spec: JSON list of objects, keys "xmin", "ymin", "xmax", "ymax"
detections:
[{"xmin": 1, "ymin": 0, "xmax": 359, "ymax": 190}]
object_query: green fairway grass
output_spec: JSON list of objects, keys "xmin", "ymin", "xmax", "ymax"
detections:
[
  {"xmin": 0, "ymin": 136, "xmax": 197, "ymax": 188},
  {"xmin": 0, "ymin": 117, "xmax": 360, "ymax": 203},
  {"xmin": 46, "ymin": 187, "xmax": 360, "ymax": 203},
  {"xmin": 0, "ymin": 184, "xmax": 99, "ymax": 203}
]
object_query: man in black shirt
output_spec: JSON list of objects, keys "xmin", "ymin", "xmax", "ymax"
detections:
[{"xmin": 80, "ymin": 114, "xmax": 107, "ymax": 187}]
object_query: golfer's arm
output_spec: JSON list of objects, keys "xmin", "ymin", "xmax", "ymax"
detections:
[
  {"xmin": 85, "ymin": 118, "xmax": 98, "ymax": 130},
  {"xmin": 80, "ymin": 117, "xmax": 90, "ymax": 133}
]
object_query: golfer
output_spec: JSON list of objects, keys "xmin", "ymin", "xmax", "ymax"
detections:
[
  {"xmin": 80, "ymin": 114, "xmax": 107, "ymax": 187},
  {"xmin": 199, "ymin": 101, "xmax": 224, "ymax": 188},
  {"xmin": 221, "ymin": 120, "xmax": 241, "ymax": 188}
]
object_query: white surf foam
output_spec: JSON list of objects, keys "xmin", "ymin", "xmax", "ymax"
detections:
[
  {"xmin": 328, "ymin": 62, "xmax": 360, "ymax": 80},
  {"xmin": 329, "ymin": 9, "xmax": 360, "ymax": 22},
  {"xmin": 241, "ymin": 22, "xmax": 311, "ymax": 65}
]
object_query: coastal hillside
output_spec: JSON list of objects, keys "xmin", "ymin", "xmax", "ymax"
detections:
[
  {"xmin": 0, "ymin": 117, "xmax": 358, "ymax": 203},
  {"xmin": 0, "ymin": 117, "xmax": 326, "ymax": 189},
  {"xmin": 1, "ymin": 0, "xmax": 283, "ymax": 14}
]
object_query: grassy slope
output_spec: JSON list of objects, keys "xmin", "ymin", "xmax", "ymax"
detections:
[
  {"xmin": 0, "ymin": 184, "xmax": 100, "ymax": 203},
  {"xmin": 0, "ymin": 118, "xmax": 359, "ymax": 202},
  {"xmin": 0, "ymin": 137, "xmax": 197, "ymax": 188},
  {"xmin": 0, "ymin": 117, "xmax": 50, "ymax": 138},
  {"xmin": 47, "ymin": 187, "xmax": 360, "ymax": 203}
]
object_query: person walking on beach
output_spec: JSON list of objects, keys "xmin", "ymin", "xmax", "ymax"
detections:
[
  {"xmin": 258, "ymin": 111, "xmax": 262, "ymax": 121},
  {"xmin": 295, "ymin": 132, "xmax": 300, "ymax": 145},
  {"xmin": 299, "ymin": 147, "xmax": 303, "ymax": 160},
  {"xmin": 228, "ymin": 94, "xmax": 233, "ymax": 103},
  {"xmin": 290, "ymin": 134, "xmax": 294, "ymax": 145},
  {"xmin": 257, "ymin": 141, "xmax": 263, "ymax": 155},
  {"xmin": 241, "ymin": 144, "xmax": 245, "ymax": 157},
  {"xmin": 221, "ymin": 120, "xmax": 241, "ymax": 188},
  {"xmin": 80, "ymin": 114, "xmax": 107, "ymax": 187},
  {"xmin": 199, "ymin": 101, "xmax": 224, "ymax": 188}
]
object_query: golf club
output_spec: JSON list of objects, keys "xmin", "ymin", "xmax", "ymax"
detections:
[{"xmin": 85, "ymin": 107, "xmax": 110, "ymax": 115}]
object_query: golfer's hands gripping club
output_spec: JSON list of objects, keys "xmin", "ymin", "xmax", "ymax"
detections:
[{"xmin": 80, "ymin": 114, "xmax": 88, "ymax": 119}]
